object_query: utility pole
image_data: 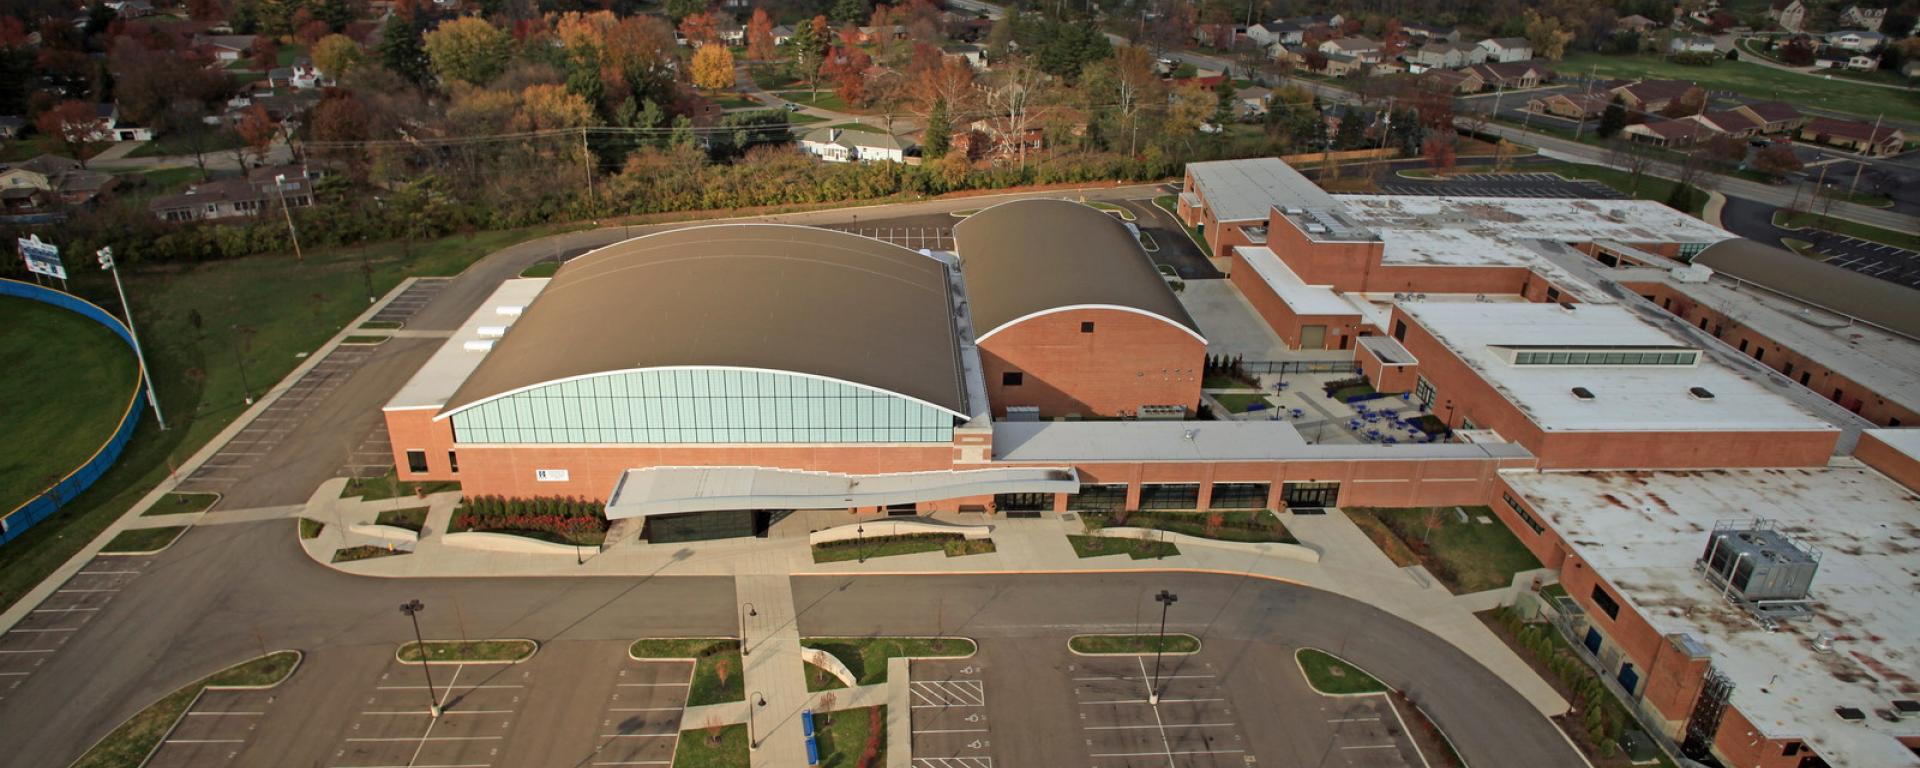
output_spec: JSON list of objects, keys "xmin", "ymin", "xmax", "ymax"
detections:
[
  {"xmin": 1847, "ymin": 113, "xmax": 1880, "ymax": 197},
  {"xmin": 96, "ymin": 247, "xmax": 166, "ymax": 431},
  {"xmin": 581, "ymin": 127, "xmax": 596, "ymax": 202},
  {"xmin": 272, "ymin": 174, "xmax": 303, "ymax": 262}
]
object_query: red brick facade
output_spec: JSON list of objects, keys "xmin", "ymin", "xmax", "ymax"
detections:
[{"xmin": 978, "ymin": 307, "xmax": 1205, "ymax": 419}]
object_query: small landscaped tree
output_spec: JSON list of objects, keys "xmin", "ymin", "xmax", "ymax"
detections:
[
  {"xmin": 817, "ymin": 691, "xmax": 838, "ymax": 724},
  {"xmin": 1597, "ymin": 96, "xmax": 1627, "ymax": 139},
  {"xmin": 713, "ymin": 655, "xmax": 733, "ymax": 689},
  {"xmin": 1422, "ymin": 507, "xmax": 1443, "ymax": 542}
]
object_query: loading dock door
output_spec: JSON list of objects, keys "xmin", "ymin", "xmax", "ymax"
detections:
[{"xmin": 1301, "ymin": 325, "xmax": 1326, "ymax": 350}]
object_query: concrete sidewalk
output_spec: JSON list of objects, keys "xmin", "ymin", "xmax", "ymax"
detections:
[
  {"xmin": 308, "ymin": 501, "xmax": 1568, "ymax": 719},
  {"xmin": 737, "ymin": 574, "xmax": 809, "ymax": 767}
]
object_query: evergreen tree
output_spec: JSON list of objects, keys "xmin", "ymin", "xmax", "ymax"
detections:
[
  {"xmin": 670, "ymin": 114, "xmax": 695, "ymax": 148},
  {"xmin": 923, "ymin": 98, "xmax": 950, "ymax": 157},
  {"xmin": 566, "ymin": 46, "xmax": 605, "ymax": 114},
  {"xmin": 830, "ymin": 0, "xmax": 868, "ymax": 24},
  {"xmin": 378, "ymin": 16, "xmax": 429, "ymax": 85},
  {"xmin": 1334, "ymin": 107, "xmax": 1366, "ymax": 149},
  {"xmin": 1598, "ymin": 96, "xmax": 1627, "ymax": 138}
]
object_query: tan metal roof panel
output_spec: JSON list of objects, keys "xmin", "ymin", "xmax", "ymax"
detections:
[
  {"xmin": 442, "ymin": 224, "xmax": 966, "ymax": 415},
  {"xmin": 1692, "ymin": 238, "xmax": 1920, "ymax": 340}
]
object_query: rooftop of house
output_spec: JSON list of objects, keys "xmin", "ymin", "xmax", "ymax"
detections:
[
  {"xmin": 1738, "ymin": 100, "xmax": 1803, "ymax": 121},
  {"xmin": 1501, "ymin": 466, "xmax": 1920, "ymax": 767},
  {"xmin": 1186, "ymin": 156, "xmax": 1342, "ymax": 223},
  {"xmin": 1481, "ymin": 36, "xmax": 1530, "ymax": 48},
  {"xmin": 1398, "ymin": 301, "xmax": 1833, "ymax": 432},
  {"xmin": 801, "ymin": 126, "xmax": 909, "ymax": 151},
  {"xmin": 1803, "ymin": 117, "xmax": 1902, "ymax": 142}
]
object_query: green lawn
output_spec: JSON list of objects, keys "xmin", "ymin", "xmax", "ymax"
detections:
[
  {"xmin": 672, "ymin": 722, "xmax": 748, "ymax": 768},
  {"xmin": 141, "ymin": 492, "xmax": 218, "ymax": 517},
  {"xmin": 629, "ymin": 638, "xmax": 744, "ymax": 706},
  {"xmin": 398, "ymin": 639, "xmax": 536, "ymax": 662},
  {"xmin": 775, "ymin": 90, "xmax": 856, "ymax": 112},
  {"xmin": 1775, "ymin": 210, "xmax": 1920, "ymax": 251},
  {"xmin": 299, "ymin": 517, "xmax": 324, "ymax": 539},
  {"xmin": 1067, "ymin": 534, "xmax": 1180, "ymax": 559},
  {"xmin": 787, "ymin": 112, "xmax": 830, "ymax": 125},
  {"xmin": 1212, "ymin": 392, "xmax": 1271, "ymax": 413},
  {"xmin": 801, "ymin": 637, "xmax": 974, "ymax": 689},
  {"xmin": 519, "ymin": 260, "xmax": 562, "ymax": 277},
  {"xmin": 705, "ymin": 92, "xmax": 763, "ymax": 110},
  {"xmin": 341, "ymin": 467, "xmax": 461, "ymax": 501},
  {"xmin": 1203, "ymin": 373, "xmax": 1258, "ymax": 389},
  {"xmin": 1069, "ymin": 634, "xmax": 1200, "ymax": 654},
  {"xmin": 1296, "ymin": 648, "xmax": 1387, "ymax": 695},
  {"xmin": 136, "ymin": 167, "xmax": 206, "ymax": 194},
  {"xmin": 1525, "ymin": 160, "xmax": 1709, "ymax": 217},
  {"xmin": 1344, "ymin": 507, "xmax": 1541, "ymax": 594},
  {"xmin": 126, "ymin": 129, "xmax": 244, "ymax": 159},
  {"xmin": 813, "ymin": 705, "xmax": 885, "ymax": 768},
  {"xmin": 0, "ymin": 223, "xmax": 575, "ymax": 617},
  {"xmin": 374, "ymin": 507, "xmax": 429, "ymax": 532},
  {"xmin": 100, "ymin": 526, "xmax": 185, "ymax": 553},
  {"xmin": 332, "ymin": 544, "xmax": 407, "ymax": 562},
  {"xmin": 818, "ymin": 122, "xmax": 884, "ymax": 133},
  {"xmin": 70, "ymin": 651, "xmax": 299, "ymax": 768},
  {"xmin": 0, "ymin": 298, "xmax": 139, "ymax": 519},
  {"xmin": 811, "ymin": 533, "xmax": 994, "ymax": 563},
  {"xmin": 748, "ymin": 66, "xmax": 803, "ymax": 89},
  {"xmin": 1559, "ymin": 51, "xmax": 1920, "ymax": 124},
  {"xmin": 1080, "ymin": 509, "xmax": 1295, "ymax": 544}
]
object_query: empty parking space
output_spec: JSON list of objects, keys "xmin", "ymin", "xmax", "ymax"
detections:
[
  {"xmin": 0, "ymin": 557, "xmax": 152, "ymax": 703},
  {"xmin": 589, "ymin": 660, "xmax": 691, "ymax": 768},
  {"xmin": 1070, "ymin": 656, "xmax": 1249, "ymax": 768},
  {"xmin": 1311, "ymin": 695, "xmax": 1428, "ymax": 767},
  {"xmin": 325, "ymin": 660, "xmax": 529, "ymax": 768},
  {"xmin": 1806, "ymin": 235, "xmax": 1920, "ymax": 290},
  {"xmin": 367, "ymin": 278, "xmax": 452, "ymax": 327},
  {"xmin": 146, "ymin": 689, "xmax": 283, "ymax": 768},
  {"xmin": 1378, "ymin": 173, "xmax": 1624, "ymax": 201},
  {"xmin": 912, "ymin": 658, "xmax": 998, "ymax": 768},
  {"xmin": 341, "ymin": 421, "xmax": 394, "ymax": 479},
  {"xmin": 178, "ymin": 346, "xmax": 375, "ymax": 492}
]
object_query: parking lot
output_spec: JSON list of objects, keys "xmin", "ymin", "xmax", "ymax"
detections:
[
  {"xmin": 1069, "ymin": 655, "xmax": 1251, "ymax": 768},
  {"xmin": 146, "ymin": 688, "xmax": 284, "ymax": 768},
  {"xmin": 1801, "ymin": 234, "xmax": 1920, "ymax": 289},
  {"xmin": 0, "ymin": 556, "xmax": 151, "ymax": 704},
  {"xmin": 324, "ymin": 659, "xmax": 531, "ymax": 768},
  {"xmin": 589, "ymin": 659, "xmax": 692, "ymax": 767},
  {"xmin": 366, "ymin": 277, "xmax": 452, "ymax": 328},
  {"xmin": 910, "ymin": 658, "xmax": 998, "ymax": 768},
  {"xmin": 1376, "ymin": 172, "xmax": 1625, "ymax": 200},
  {"xmin": 177, "ymin": 345, "xmax": 375, "ymax": 494},
  {"xmin": 1308, "ymin": 694, "xmax": 1430, "ymax": 767}
]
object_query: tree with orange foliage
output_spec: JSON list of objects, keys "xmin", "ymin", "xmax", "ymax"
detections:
[
  {"xmin": 34, "ymin": 100, "xmax": 107, "ymax": 167},
  {"xmin": 691, "ymin": 43, "xmax": 735, "ymax": 90},
  {"xmin": 233, "ymin": 104, "xmax": 279, "ymax": 167},
  {"xmin": 746, "ymin": 8, "xmax": 775, "ymax": 61},
  {"xmin": 678, "ymin": 11, "xmax": 719, "ymax": 48},
  {"xmin": 822, "ymin": 45, "xmax": 871, "ymax": 105},
  {"xmin": 251, "ymin": 35, "xmax": 278, "ymax": 71},
  {"xmin": 909, "ymin": 53, "xmax": 974, "ymax": 118}
]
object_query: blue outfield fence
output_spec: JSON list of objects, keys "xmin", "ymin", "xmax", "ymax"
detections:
[{"xmin": 0, "ymin": 279, "xmax": 147, "ymax": 546}]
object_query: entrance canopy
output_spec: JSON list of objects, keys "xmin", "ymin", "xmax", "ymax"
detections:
[{"xmin": 605, "ymin": 466, "xmax": 1080, "ymax": 520}]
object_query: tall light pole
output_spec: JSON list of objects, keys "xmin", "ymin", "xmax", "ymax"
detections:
[
  {"xmin": 273, "ymin": 173, "xmax": 304, "ymax": 262},
  {"xmin": 1148, "ymin": 589, "xmax": 1178, "ymax": 705},
  {"xmin": 96, "ymin": 247, "xmax": 165, "ymax": 431},
  {"xmin": 400, "ymin": 599, "xmax": 442, "ymax": 717},
  {"xmin": 748, "ymin": 691, "xmax": 767, "ymax": 749},
  {"xmin": 741, "ymin": 602, "xmax": 757, "ymax": 656},
  {"xmin": 856, "ymin": 524, "xmax": 866, "ymax": 563}
]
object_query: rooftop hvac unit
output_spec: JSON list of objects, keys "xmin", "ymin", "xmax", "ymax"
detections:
[
  {"xmin": 1137, "ymin": 405, "xmax": 1187, "ymax": 420},
  {"xmin": 1306, "ymin": 223, "xmax": 1329, "ymax": 234},
  {"xmin": 1005, "ymin": 406, "xmax": 1040, "ymax": 422},
  {"xmin": 1699, "ymin": 520, "xmax": 1820, "ymax": 621},
  {"xmin": 1283, "ymin": 206, "xmax": 1305, "ymax": 215}
]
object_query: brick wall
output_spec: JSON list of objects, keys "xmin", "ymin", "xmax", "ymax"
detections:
[
  {"xmin": 450, "ymin": 443, "xmax": 959, "ymax": 501},
  {"xmin": 386, "ymin": 407, "xmax": 459, "ymax": 482},
  {"xmin": 1855, "ymin": 431, "xmax": 1920, "ymax": 492},
  {"xmin": 1229, "ymin": 249, "xmax": 1367, "ymax": 349},
  {"xmin": 978, "ymin": 307, "xmax": 1205, "ymax": 418}
]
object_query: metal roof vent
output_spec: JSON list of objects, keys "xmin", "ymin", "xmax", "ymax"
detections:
[
  {"xmin": 1835, "ymin": 707, "xmax": 1866, "ymax": 722},
  {"xmin": 1571, "ymin": 387, "xmax": 1596, "ymax": 401},
  {"xmin": 1812, "ymin": 631, "xmax": 1835, "ymax": 653},
  {"xmin": 1893, "ymin": 700, "xmax": 1920, "ymax": 714},
  {"xmin": 462, "ymin": 339, "xmax": 495, "ymax": 352},
  {"xmin": 1558, "ymin": 302, "xmax": 1577, "ymax": 313},
  {"xmin": 1689, "ymin": 386, "xmax": 1715, "ymax": 400}
]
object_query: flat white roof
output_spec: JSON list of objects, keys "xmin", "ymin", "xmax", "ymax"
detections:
[
  {"xmin": 1400, "ymin": 302, "xmax": 1833, "ymax": 432},
  {"xmin": 1865, "ymin": 428, "xmax": 1920, "ymax": 466},
  {"xmin": 385, "ymin": 278, "xmax": 549, "ymax": 410},
  {"xmin": 1335, "ymin": 195, "xmax": 1732, "ymax": 251},
  {"xmin": 1502, "ymin": 467, "xmax": 1920, "ymax": 767},
  {"xmin": 1188, "ymin": 157, "xmax": 1340, "ymax": 223},
  {"xmin": 606, "ymin": 465, "xmax": 1076, "ymax": 518},
  {"xmin": 992, "ymin": 420, "xmax": 1533, "ymax": 462},
  {"xmin": 1235, "ymin": 246, "xmax": 1360, "ymax": 316}
]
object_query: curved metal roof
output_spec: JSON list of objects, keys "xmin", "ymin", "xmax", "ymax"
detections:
[
  {"xmin": 1692, "ymin": 238, "xmax": 1919, "ymax": 341},
  {"xmin": 441, "ymin": 224, "xmax": 966, "ymax": 416},
  {"xmin": 953, "ymin": 199, "xmax": 1203, "ymax": 341}
]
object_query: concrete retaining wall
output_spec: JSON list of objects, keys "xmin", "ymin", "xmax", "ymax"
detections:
[
  {"xmin": 347, "ymin": 524, "xmax": 420, "ymax": 545},
  {"xmin": 443, "ymin": 531, "xmax": 581, "ymax": 554},
  {"xmin": 808, "ymin": 519, "xmax": 992, "ymax": 546},
  {"xmin": 1091, "ymin": 527, "xmax": 1322, "ymax": 563},
  {"xmin": 800, "ymin": 646, "xmax": 858, "ymax": 689}
]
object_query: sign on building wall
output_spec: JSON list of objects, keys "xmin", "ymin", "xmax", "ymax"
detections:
[
  {"xmin": 535, "ymin": 469, "xmax": 570, "ymax": 482},
  {"xmin": 18, "ymin": 235, "xmax": 64, "ymax": 280}
]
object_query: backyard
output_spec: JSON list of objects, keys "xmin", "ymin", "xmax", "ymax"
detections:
[
  {"xmin": 1558, "ymin": 51, "xmax": 1920, "ymax": 124},
  {"xmin": 1344, "ymin": 506, "xmax": 1541, "ymax": 594}
]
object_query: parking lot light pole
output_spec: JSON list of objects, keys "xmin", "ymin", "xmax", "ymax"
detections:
[
  {"xmin": 400, "ymin": 599, "xmax": 442, "ymax": 717},
  {"xmin": 1149, "ymin": 590, "xmax": 1178, "ymax": 705},
  {"xmin": 740, "ymin": 602, "xmax": 757, "ymax": 656},
  {"xmin": 749, "ymin": 691, "xmax": 766, "ymax": 749},
  {"xmin": 856, "ymin": 524, "xmax": 865, "ymax": 563},
  {"xmin": 96, "ymin": 247, "xmax": 165, "ymax": 431}
]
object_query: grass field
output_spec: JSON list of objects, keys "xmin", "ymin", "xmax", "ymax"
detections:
[
  {"xmin": 1069, "ymin": 634, "xmax": 1200, "ymax": 654},
  {"xmin": 126, "ymin": 129, "xmax": 245, "ymax": 159},
  {"xmin": 341, "ymin": 467, "xmax": 462, "ymax": 501},
  {"xmin": 1212, "ymin": 392, "xmax": 1271, "ymax": 413},
  {"xmin": 629, "ymin": 638, "xmax": 745, "ymax": 706},
  {"xmin": 141, "ymin": 492, "xmax": 218, "ymax": 517},
  {"xmin": 811, "ymin": 532, "xmax": 994, "ymax": 563},
  {"xmin": 101, "ymin": 526, "xmax": 185, "ymax": 553},
  {"xmin": 813, "ymin": 705, "xmax": 884, "ymax": 768},
  {"xmin": 0, "ymin": 297, "xmax": 138, "ymax": 517},
  {"xmin": 801, "ymin": 637, "xmax": 973, "ymax": 689},
  {"xmin": 1344, "ymin": 507, "xmax": 1541, "ymax": 594},
  {"xmin": 70, "ymin": 650, "xmax": 298, "ymax": 768},
  {"xmin": 1559, "ymin": 51, "xmax": 1920, "ymax": 124},
  {"xmin": 398, "ymin": 639, "xmax": 536, "ymax": 663},
  {"xmin": 775, "ymin": 89, "xmax": 859, "ymax": 113},
  {"xmin": 672, "ymin": 722, "xmax": 747, "ymax": 768},
  {"xmin": 1296, "ymin": 648, "xmax": 1387, "ymax": 695}
]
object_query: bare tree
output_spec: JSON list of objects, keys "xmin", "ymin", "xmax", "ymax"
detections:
[{"xmin": 984, "ymin": 57, "xmax": 1048, "ymax": 169}]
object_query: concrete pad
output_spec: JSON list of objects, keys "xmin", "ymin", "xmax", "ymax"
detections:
[{"xmin": 1176, "ymin": 279, "xmax": 1290, "ymax": 361}]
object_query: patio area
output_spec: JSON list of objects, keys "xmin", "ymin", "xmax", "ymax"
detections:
[{"xmin": 1203, "ymin": 370, "xmax": 1446, "ymax": 446}]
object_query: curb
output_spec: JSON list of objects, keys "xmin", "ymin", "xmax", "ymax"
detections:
[
  {"xmin": 1294, "ymin": 647, "xmax": 1390, "ymax": 698},
  {"xmin": 210, "ymin": 649, "xmax": 306, "ymax": 691},
  {"xmin": 803, "ymin": 636, "xmax": 980, "ymax": 662},
  {"xmin": 396, "ymin": 639, "xmax": 540, "ymax": 666},
  {"xmin": 65, "ymin": 649, "xmax": 301, "ymax": 768},
  {"xmin": 628, "ymin": 638, "xmax": 739, "ymax": 663},
  {"xmin": 95, "ymin": 525, "xmax": 189, "ymax": 557},
  {"xmin": 139, "ymin": 490, "xmax": 223, "ymax": 518},
  {"xmin": 1066, "ymin": 633, "xmax": 1201, "ymax": 657}
]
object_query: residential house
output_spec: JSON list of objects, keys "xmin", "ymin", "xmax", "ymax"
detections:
[
  {"xmin": 0, "ymin": 154, "xmax": 118, "ymax": 209},
  {"xmin": 1768, "ymin": 0, "xmax": 1806, "ymax": 31},
  {"xmin": 1623, "ymin": 117, "xmax": 1715, "ymax": 146},
  {"xmin": 1319, "ymin": 36, "xmax": 1384, "ymax": 62},
  {"xmin": 1477, "ymin": 37, "xmax": 1533, "ymax": 62},
  {"xmin": 1615, "ymin": 14, "xmax": 1658, "ymax": 32},
  {"xmin": 1463, "ymin": 61, "xmax": 1549, "ymax": 90},
  {"xmin": 1423, "ymin": 68, "xmax": 1483, "ymax": 93},
  {"xmin": 147, "ymin": 164, "xmax": 319, "ymax": 223},
  {"xmin": 1264, "ymin": 20, "xmax": 1307, "ymax": 46},
  {"xmin": 267, "ymin": 59, "xmax": 326, "ymax": 90},
  {"xmin": 942, "ymin": 43, "xmax": 987, "ymax": 70},
  {"xmin": 1669, "ymin": 35, "xmax": 1717, "ymax": 54},
  {"xmin": 1609, "ymin": 79, "xmax": 1701, "ymax": 113},
  {"xmin": 1401, "ymin": 23, "xmax": 1459, "ymax": 42},
  {"xmin": 769, "ymin": 25, "xmax": 794, "ymax": 45},
  {"xmin": 1730, "ymin": 101, "xmax": 1806, "ymax": 133},
  {"xmin": 0, "ymin": 116, "xmax": 22, "ymax": 139},
  {"xmin": 1689, "ymin": 109, "xmax": 1763, "ymax": 136},
  {"xmin": 1245, "ymin": 22, "xmax": 1286, "ymax": 48},
  {"xmin": 195, "ymin": 34, "xmax": 257, "ymax": 62},
  {"xmin": 1320, "ymin": 52, "xmax": 1365, "ymax": 77},
  {"xmin": 799, "ymin": 127, "xmax": 911, "ymax": 163},
  {"xmin": 1192, "ymin": 23, "xmax": 1238, "ymax": 48},
  {"xmin": 1528, "ymin": 92, "xmax": 1612, "ymax": 119},
  {"xmin": 1824, "ymin": 29, "xmax": 1885, "ymax": 50},
  {"xmin": 961, "ymin": 116, "xmax": 1049, "ymax": 160},
  {"xmin": 1814, "ymin": 46, "xmax": 1879, "ymax": 70},
  {"xmin": 88, "ymin": 103, "xmax": 152, "ymax": 142},
  {"xmin": 1839, "ymin": 5, "xmax": 1886, "ymax": 30},
  {"xmin": 1406, "ymin": 41, "xmax": 1485, "ymax": 69},
  {"xmin": 1235, "ymin": 86, "xmax": 1273, "ymax": 117},
  {"xmin": 1797, "ymin": 117, "xmax": 1905, "ymax": 155}
]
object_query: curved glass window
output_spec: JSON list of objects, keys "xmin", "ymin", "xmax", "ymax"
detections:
[{"xmin": 450, "ymin": 369, "xmax": 956, "ymax": 444}]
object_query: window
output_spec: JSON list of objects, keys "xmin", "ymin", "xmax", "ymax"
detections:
[
  {"xmin": 1414, "ymin": 376, "xmax": 1436, "ymax": 408},
  {"xmin": 1068, "ymin": 484, "xmax": 1127, "ymax": 511},
  {"xmin": 1784, "ymin": 362, "xmax": 1795, "ymax": 376},
  {"xmin": 447, "ymin": 451, "xmax": 459, "ymax": 474},
  {"xmin": 1833, "ymin": 388, "xmax": 1844, "ymax": 402},
  {"xmin": 1784, "ymin": 743, "xmax": 1802, "ymax": 757},
  {"xmin": 1080, "ymin": 321, "xmax": 1095, "ymax": 333},
  {"xmin": 1545, "ymin": 287, "xmax": 1561, "ymax": 302},
  {"xmin": 405, "ymin": 450, "xmax": 428, "ymax": 473},
  {"xmin": 1502, "ymin": 492, "xmax": 1544, "ymax": 534},
  {"xmin": 1590, "ymin": 584, "xmax": 1621, "ymax": 620},
  {"xmin": 1393, "ymin": 320, "xmax": 1408, "ymax": 341},
  {"xmin": 1738, "ymin": 339, "xmax": 1748, "ymax": 353},
  {"xmin": 1002, "ymin": 371, "xmax": 1024, "ymax": 387},
  {"xmin": 1754, "ymin": 348, "xmax": 1764, "ymax": 362},
  {"xmin": 1208, "ymin": 483, "xmax": 1269, "ymax": 509},
  {"xmin": 1800, "ymin": 372, "xmax": 1811, "ymax": 385},
  {"xmin": 1138, "ymin": 484, "xmax": 1201, "ymax": 510}
]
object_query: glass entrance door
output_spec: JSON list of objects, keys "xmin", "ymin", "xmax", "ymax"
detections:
[{"xmin": 1280, "ymin": 481, "xmax": 1339, "ymax": 508}]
